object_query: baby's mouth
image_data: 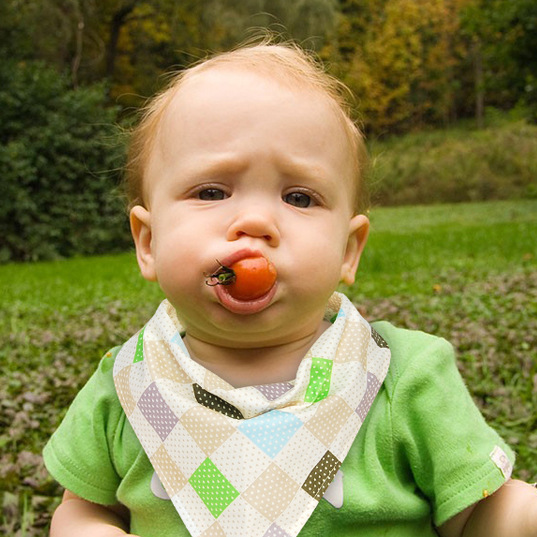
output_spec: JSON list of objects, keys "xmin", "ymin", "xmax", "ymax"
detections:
[
  {"xmin": 213, "ymin": 282, "xmax": 278, "ymax": 315},
  {"xmin": 205, "ymin": 250, "xmax": 278, "ymax": 314}
]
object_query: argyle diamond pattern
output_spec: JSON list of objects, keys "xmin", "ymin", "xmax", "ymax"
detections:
[{"xmin": 189, "ymin": 458, "xmax": 240, "ymax": 518}]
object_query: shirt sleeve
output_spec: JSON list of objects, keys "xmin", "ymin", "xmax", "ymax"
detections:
[
  {"xmin": 379, "ymin": 323, "xmax": 515, "ymax": 526},
  {"xmin": 43, "ymin": 347, "xmax": 124, "ymax": 505}
]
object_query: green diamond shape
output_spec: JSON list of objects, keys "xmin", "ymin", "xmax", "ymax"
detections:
[
  {"xmin": 304, "ymin": 357, "xmax": 333, "ymax": 403},
  {"xmin": 189, "ymin": 458, "xmax": 239, "ymax": 518},
  {"xmin": 133, "ymin": 326, "xmax": 145, "ymax": 363}
]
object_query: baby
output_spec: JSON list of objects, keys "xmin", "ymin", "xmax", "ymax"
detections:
[{"xmin": 44, "ymin": 42, "xmax": 537, "ymax": 537}]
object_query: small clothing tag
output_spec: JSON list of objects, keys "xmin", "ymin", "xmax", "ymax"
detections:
[
  {"xmin": 151, "ymin": 471, "xmax": 171, "ymax": 500},
  {"xmin": 489, "ymin": 445, "xmax": 513, "ymax": 479},
  {"xmin": 323, "ymin": 469, "xmax": 344, "ymax": 508}
]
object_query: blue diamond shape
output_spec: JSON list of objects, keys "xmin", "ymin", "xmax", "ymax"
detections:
[
  {"xmin": 238, "ymin": 410, "xmax": 302, "ymax": 458},
  {"xmin": 170, "ymin": 331, "xmax": 189, "ymax": 355}
]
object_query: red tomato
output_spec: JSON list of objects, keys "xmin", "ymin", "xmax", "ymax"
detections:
[{"xmin": 227, "ymin": 257, "xmax": 277, "ymax": 300}]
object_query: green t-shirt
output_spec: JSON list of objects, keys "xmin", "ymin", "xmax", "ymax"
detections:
[{"xmin": 43, "ymin": 322, "xmax": 514, "ymax": 537}]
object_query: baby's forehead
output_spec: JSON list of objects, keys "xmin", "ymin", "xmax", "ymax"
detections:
[
  {"xmin": 160, "ymin": 65, "xmax": 346, "ymax": 137},
  {"xmin": 170, "ymin": 64, "xmax": 332, "ymax": 107}
]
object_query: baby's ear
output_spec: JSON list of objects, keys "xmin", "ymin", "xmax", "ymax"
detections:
[
  {"xmin": 340, "ymin": 214, "xmax": 369, "ymax": 285},
  {"xmin": 130, "ymin": 205, "xmax": 157, "ymax": 282}
]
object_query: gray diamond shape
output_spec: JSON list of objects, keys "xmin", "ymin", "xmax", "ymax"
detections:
[
  {"xmin": 138, "ymin": 382, "xmax": 178, "ymax": 441},
  {"xmin": 356, "ymin": 372, "xmax": 381, "ymax": 421},
  {"xmin": 263, "ymin": 523, "xmax": 291, "ymax": 537},
  {"xmin": 254, "ymin": 382, "xmax": 294, "ymax": 401}
]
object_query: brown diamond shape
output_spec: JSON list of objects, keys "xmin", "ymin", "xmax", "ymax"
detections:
[
  {"xmin": 242, "ymin": 464, "xmax": 299, "ymax": 520},
  {"xmin": 302, "ymin": 451, "xmax": 341, "ymax": 501},
  {"xmin": 305, "ymin": 396, "xmax": 352, "ymax": 446},
  {"xmin": 180, "ymin": 406, "xmax": 236, "ymax": 455},
  {"xmin": 371, "ymin": 327, "xmax": 389, "ymax": 349},
  {"xmin": 193, "ymin": 384, "xmax": 244, "ymax": 420},
  {"xmin": 114, "ymin": 365, "xmax": 136, "ymax": 417},
  {"xmin": 200, "ymin": 521, "xmax": 226, "ymax": 537},
  {"xmin": 151, "ymin": 445, "xmax": 187, "ymax": 496},
  {"xmin": 145, "ymin": 341, "xmax": 191, "ymax": 384}
]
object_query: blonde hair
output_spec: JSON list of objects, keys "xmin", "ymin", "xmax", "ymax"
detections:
[{"xmin": 124, "ymin": 41, "xmax": 369, "ymax": 214}]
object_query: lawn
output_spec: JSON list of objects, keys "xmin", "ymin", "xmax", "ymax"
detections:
[{"xmin": 1, "ymin": 199, "xmax": 536, "ymax": 535}]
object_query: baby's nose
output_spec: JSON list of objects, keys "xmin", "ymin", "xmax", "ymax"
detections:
[{"xmin": 226, "ymin": 208, "xmax": 280, "ymax": 246}]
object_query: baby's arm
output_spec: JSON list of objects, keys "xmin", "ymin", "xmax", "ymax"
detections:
[
  {"xmin": 438, "ymin": 480, "xmax": 537, "ymax": 537},
  {"xmin": 50, "ymin": 489, "xmax": 137, "ymax": 537}
]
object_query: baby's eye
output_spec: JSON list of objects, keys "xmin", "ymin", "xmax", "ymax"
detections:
[
  {"xmin": 197, "ymin": 188, "xmax": 227, "ymax": 201},
  {"xmin": 283, "ymin": 191, "xmax": 314, "ymax": 208}
]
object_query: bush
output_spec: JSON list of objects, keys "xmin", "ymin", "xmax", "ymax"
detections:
[
  {"xmin": 0, "ymin": 62, "xmax": 131, "ymax": 262},
  {"xmin": 368, "ymin": 114, "xmax": 537, "ymax": 207}
]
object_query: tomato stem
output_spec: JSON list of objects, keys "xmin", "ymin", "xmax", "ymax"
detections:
[{"xmin": 205, "ymin": 261, "xmax": 236, "ymax": 286}]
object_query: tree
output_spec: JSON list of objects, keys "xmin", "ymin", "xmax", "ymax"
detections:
[
  {"xmin": 0, "ymin": 62, "xmax": 129, "ymax": 262},
  {"xmin": 340, "ymin": 0, "xmax": 461, "ymax": 133}
]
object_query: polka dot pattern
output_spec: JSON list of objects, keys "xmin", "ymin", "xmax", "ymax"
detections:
[
  {"xmin": 304, "ymin": 357, "xmax": 333, "ymax": 403},
  {"xmin": 152, "ymin": 444, "xmax": 187, "ymax": 496},
  {"xmin": 371, "ymin": 327, "xmax": 389, "ymax": 349},
  {"xmin": 210, "ymin": 431, "xmax": 272, "ymax": 492},
  {"xmin": 356, "ymin": 372, "xmax": 381, "ymax": 421},
  {"xmin": 189, "ymin": 458, "xmax": 239, "ymax": 518},
  {"xmin": 113, "ymin": 294, "xmax": 391, "ymax": 537},
  {"xmin": 242, "ymin": 464, "xmax": 299, "ymax": 520},
  {"xmin": 193, "ymin": 384, "xmax": 244, "ymax": 420},
  {"xmin": 334, "ymin": 320, "xmax": 369, "ymax": 364},
  {"xmin": 145, "ymin": 340, "xmax": 191, "ymax": 384},
  {"xmin": 238, "ymin": 410, "xmax": 302, "ymax": 458},
  {"xmin": 137, "ymin": 382, "xmax": 178, "ymax": 441},
  {"xmin": 181, "ymin": 406, "xmax": 236, "ymax": 455},
  {"xmin": 217, "ymin": 496, "xmax": 270, "ymax": 536},
  {"xmin": 301, "ymin": 451, "xmax": 341, "ymax": 501},
  {"xmin": 200, "ymin": 522, "xmax": 226, "ymax": 537},
  {"xmin": 254, "ymin": 382, "xmax": 294, "ymax": 401},
  {"xmin": 263, "ymin": 523, "xmax": 292, "ymax": 537},
  {"xmin": 114, "ymin": 364, "xmax": 136, "ymax": 417},
  {"xmin": 133, "ymin": 327, "xmax": 145, "ymax": 363},
  {"xmin": 305, "ymin": 396, "xmax": 353, "ymax": 446},
  {"xmin": 204, "ymin": 370, "xmax": 234, "ymax": 393}
]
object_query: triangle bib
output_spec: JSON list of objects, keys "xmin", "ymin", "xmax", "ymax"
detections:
[{"xmin": 114, "ymin": 292, "xmax": 390, "ymax": 537}]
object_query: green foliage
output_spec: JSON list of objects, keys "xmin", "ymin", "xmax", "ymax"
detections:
[
  {"xmin": 0, "ymin": 61, "xmax": 130, "ymax": 262},
  {"xmin": 1, "ymin": 0, "xmax": 536, "ymax": 133},
  {"xmin": 457, "ymin": 0, "xmax": 537, "ymax": 121},
  {"xmin": 341, "ymin": 0, "xmax": 457, "ymax": 132},
  {"xmin": 368, "ymin": 113, "xmax": 537, "ymax": 206}
]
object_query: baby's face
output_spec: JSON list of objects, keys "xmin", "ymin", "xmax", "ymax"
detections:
[{"xmin": 131, "ymin": 67, "xmax": 368, "ymax": 348}]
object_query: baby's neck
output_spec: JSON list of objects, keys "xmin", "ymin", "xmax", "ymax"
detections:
[{"xmin": 183, "ymin": 321, "xmax": 331, "ymax": 388}]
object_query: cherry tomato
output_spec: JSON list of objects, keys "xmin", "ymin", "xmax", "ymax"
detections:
[{"xmin": 227, "ymin": 257, "xmax": 277, "ymax": 300}]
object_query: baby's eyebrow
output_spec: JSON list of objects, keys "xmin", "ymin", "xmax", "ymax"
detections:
[
  {"xmin": 180, "ymin": 154, "xmax": 249, "ymax": 179},
  {"xmin": 277, "ymin": 155, "xmax": 331, "ymax": 184},
  {"xmin": 177, "ymin": 152, "xmax": 332, "ymax": 190}
]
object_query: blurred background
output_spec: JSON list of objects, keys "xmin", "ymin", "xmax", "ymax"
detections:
[{"xmin": 1, "ymin": 0, "xmax": 536, "ymax": 263}]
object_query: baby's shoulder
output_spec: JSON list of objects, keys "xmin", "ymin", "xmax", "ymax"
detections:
[
  {"xmin": 371, "ymin": 321, "xmax": 456, "ymax": 397},
  {"xmin": 78, "ymin": 345, "xmax": 124, "ymax": 405}
]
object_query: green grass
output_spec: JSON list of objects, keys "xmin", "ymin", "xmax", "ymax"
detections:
[
  {"xmin": 0, "ymin": 252, "xmax": 164, "ymax": 313},
  {"xmin": 1, "ymin": 199, "xmax": 536, "ymax": 535},
  {"xmin": 351, "ymin": 199, "xmax": 537, "ymax": 297}
]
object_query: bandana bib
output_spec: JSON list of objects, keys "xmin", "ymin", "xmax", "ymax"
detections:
[{"xmin": 114, "ymin": 292, "xmax": 390, "ymax": 537}]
